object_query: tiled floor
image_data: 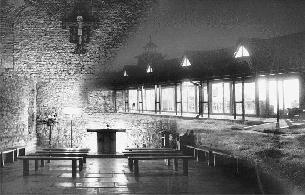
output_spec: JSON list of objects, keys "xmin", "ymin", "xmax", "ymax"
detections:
[{"xmin": 0, "ymin": 158, "xmax": 262, "ymax": 194}]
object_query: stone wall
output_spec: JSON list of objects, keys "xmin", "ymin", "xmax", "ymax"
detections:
[
  {"xmin": 0, "ymin": 0, "xmax": 153, "ymax": 151},
  {"xmin": 0, "ymin": 72, "xmax": 36, "ymax": 151}
]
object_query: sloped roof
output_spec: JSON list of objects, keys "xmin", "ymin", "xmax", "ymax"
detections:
[
  {"xmin": 112, "ymin": 31, "xmax": 305, "ymax": 87},
  {"xmin": 183, "ymin": 47, "xmax": 252, "ymax": 79},
  {"xmin": 237, "ymin": 31, "xmax": 305, "ymax": 74}
]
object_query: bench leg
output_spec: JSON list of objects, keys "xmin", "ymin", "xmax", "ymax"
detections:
[
  {"xmin": 23, "ymin": 160, "xmax": 29, "ymax": 176},
  {"xmin": 208, "ymin": 151, "xmax": 215, "ymax": 167},
  {"xmin": 128, "ymin": 159, "xmax": 132, "ymax": 169},
  {"xmin": 35, "ymin": 160, "xmax": 39, "ymax": 171},
  {"xmin": 47, "ymin": 159, "xmax": 50, "ymax": 163},
  {"xmin": 0, "ymin": 153, "xmax": 3, "ymax": 167},
  {"xmin": 41, "ymin": 160, "xmax": 45, "ymax": 167},
  {"xmin": 83, "ymin": 156, "xmax": 86, "ymax": 163},
  {"xmin": 183, "ymin": 159, "xmax": 188, "ymax": 176},
  {"xmin": 15, "ymin": 150, "xmax": 18, "ymax": 161},
  {"xmin": 129, "ymin": 159, "xmax": 134, "ymax": 171},
  {"xmin": 236, "ymin": 158, "xmax": 239, "ymax": 175},
  {"xmin": 13, "ymin": 150, "xmax": 17, "ymax": 161},
  {"xmin": 166, "ymin": 158, "xmax": 171, "ymax": 166},
  {"xmin": 173, "ymin": 159, "xmax": 178, "ymax": 171},
  {"xmin": 9, "ymin": 152, "xmax": 14, "ymax": 163},
  {"xmin": 72, "ymin": 159, "xmax": 77, "ymax": 178},
  {"xmin": 134, "ymin": 160, "xmax": 139, "ymax": 176},
  {"xmin": 79, "ymin": 159, "xmax": 83, "ymax": 171}
]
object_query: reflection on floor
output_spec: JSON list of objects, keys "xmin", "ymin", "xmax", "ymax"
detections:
[{"xmin": 0, "ymin": 158, "xmax": 261, "ymax": 194}]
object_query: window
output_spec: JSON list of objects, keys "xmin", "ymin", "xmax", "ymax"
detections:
[
  {"xmin": 146, "ymin": 65, "xmax": 153, "ymax": 73},
  {"xmin": 212, "ymin": 83, "xmax": 223, "ymax": 113},
  {"xmin": 212, "ymin": 82, "xmax": 231, "ymax": 114},
  {"xmin": 235, "ymin": 83, "xmax": 242, "ymax": 114},
  {"xmin": 138, "ymin": 88, "xmax": 143, "ymax": 112},
  {"xmin": 182, "ymin": 81, "xmax": 196, "ymax": 113},
  {"xmin": 115, "ymin": 90, "xmax": 125, "ymax": 112},
  {"xmin": 161, "ymin": 87, "xmax": 175, "ymax": 112},
  {"xmin": 258, "ymin": 78, "xmax": 267, "ymax": 115},
  {"xmin": 176, "ymin": 84, "xmax": 182, "ymax": 114},
  {"xmin": 181, "ymin": 56, "xmax": 191, "ymax": 67},
  {"xmin": 234, "ymin": 45, "xmax": 250, "ymax": 58},
  {"xmin": 244, "ymin": 82, "xmax": 255, "ymax": 114},
  {"xmin": 144, "ymin": 88, "xmax": 155, "ymax": 112},
  {"xmin": 203, "ymin": 84, "xmax": 208, "ymax": 113},
  {"xmin": 128, "ymin": 89, "xmax": 137, "ymax": 112},
  {"xmin": 283, "ymin": 78, "xmax": 299, "ymax": 110},
  {"xmin": 269, "ymin": 78, "xmax": 299, "ymax": 115}
]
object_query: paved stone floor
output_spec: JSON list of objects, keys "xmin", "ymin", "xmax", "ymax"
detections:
[{"xmin": 0, "ymin": 158, "xmax": 263, "ymax": 194}]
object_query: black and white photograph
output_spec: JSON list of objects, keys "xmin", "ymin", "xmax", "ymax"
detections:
[{"xmin": 1, "ymin": 0, "xmax": 305, "ymax": 194}]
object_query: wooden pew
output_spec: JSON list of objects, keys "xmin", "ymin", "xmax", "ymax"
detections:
[
  {"xmin": 123, "ymin": 149, "xmax": 179, "ymax": 154},
  {"xmin": 0, "ymin": 149, "xmax": 15, "ymax": 167},
  {"xmin": 128, "ymin": 155, "xmax": 193, "ymax": 176},
  {"xmin": 125, "ymin": 148, "xmax": 174, "ymax": 151},
  {"xmin": 32, "ymin": 151, "xmax": 87, "ymax": 163},
  {"xmin": 42, "ymin": 148, "xmax": 90, "ymax": 152},
  {"xmin": 18, "ymin": 156, "xmax": 83, "ymax": 178},
  {"xmin": 40, "ymin": 149, "xmax": 89, "ymax": 163},
  {"xmin": 123, "ymin": 152, "xmax": 184, "ymax": 168}
]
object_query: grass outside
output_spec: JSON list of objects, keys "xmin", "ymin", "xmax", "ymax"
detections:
[{"xmin": 176, "ymin": 118, "xmax": 305, "ymax": 194}]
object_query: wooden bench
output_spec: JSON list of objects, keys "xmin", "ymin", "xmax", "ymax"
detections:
[
  {"xmin": 33, "ymin": 151, "xmax": 87, "ymax": 163},
  {"xmin": 184, "ymin": 145, "xmax": 240, "ymax": 174},
  {"xmin": 18, "ymin": 156, "xmax": 83, "ymax": 178},
  {"xmin": 125, "ymin": 148, "xmax": 174, "ymax": 151},
  {"xmin": 0, "ymin": 149, "xmax": 15, "ymax": 167},
  {"xmin": 123, "ymin": 149, "xmax": 179, "ymax": 154},
  {"xmin": 128, "ymin": 155, "xmax": 193, "ymax": 176},
  {"xmin": 287, "ymin": 108, "xmax": 305, "ymax": 120},
  {"xmin": 123, "ymin": 152, "xmax": 184, "ymax": 168},
  {"xmin": 42, "ymin": 148, "xmax": 90, "ymax": 152}
]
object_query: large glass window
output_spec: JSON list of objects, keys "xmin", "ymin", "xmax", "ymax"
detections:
[
  {"xmin": 144, "ymin": 88, "xmax": 155, "ymax": 112},
  {"xmin": 258, "ymin": 78, "xmax": 267, "ymax": 115},
  {"xmin": 212, "ymin": 83, "xmax": 223, "ymax": 113},
  {"xmin": 176, "ymin": 84, "xmax": 182, "ymax": 114},
  {"xmin": 283, "ymin": 78, "xmax": 299, "ymax": 110},
  {"xmin": 269, "ymin": 78, "xmax": 299, "ymax": 115},
  {"xmin": 212, "ymin": 82, "xmax": 231, "ymax": 113},
  {"xmin": 223, "ymin": 83, "xmax": 231, "ymax": 113},
  {"xmin": 203, "ymin": 84, "xmax": 208, "ymax": 113},
  {"xmin": 235, "ymin": 83, "xmax": 242, "ymax": 114},
  {"xmin": 234, "ymin": 82, "xmax": 255, "ymax": 115},
  {"xmin": 156, "ymin": 85, "xmax": 161, "ymax": 112},
  {"xmin": 244, "ymin": 82, "xmax": 255, "ymax": 114},
  {"xmin": 138, "ymin": 88, "xmax": 143, "ymax": 112},
  {"xmin": 115, "ymin": 90, "xmax": 124, "ymax": 112},
  {"xmin": 269, "ymin": 80, "xmax": 282, "ymax": 115},
  {"xmin": 182, "ymin": 81, "xmax": 196, "ymax": 113},
  {"xmin": 128, "ymin": 89, "xmax": 137, "ymax": 112},
  {"xmin": 161, "ymin": 87, "xmax": 175, "ymax": 112},
  {"xmin": 258, "ymin": 77, "xmax": 299, "ymax": 116}
]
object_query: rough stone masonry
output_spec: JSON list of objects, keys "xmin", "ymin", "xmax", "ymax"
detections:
[{"xmin": 0, "ymin": 0, "xmax": 156, "ymax": 150}]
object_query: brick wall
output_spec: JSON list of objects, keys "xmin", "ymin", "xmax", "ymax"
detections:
[
  {"xmin": 0, "ymin": 0, "xmax": 153, "ymax": 151},
  {"xmin": 0, "ymin": 72, "xmax": 36, "ymax": 151}
]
